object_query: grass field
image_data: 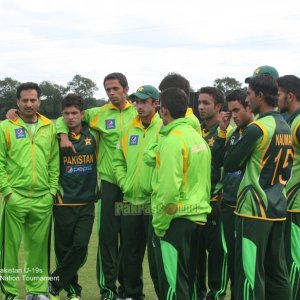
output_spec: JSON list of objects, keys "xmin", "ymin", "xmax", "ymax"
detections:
[
  {"xmin": 1, "ymin": 202, "xmax": 157, "ymax": 300},
  {"xmin": 2, "ymin": 201, "xmax": 231, "ymax": 299}
]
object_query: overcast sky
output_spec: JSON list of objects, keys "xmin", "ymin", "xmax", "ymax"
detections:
[{"xmin": 0, "ymin": 0, "xmax": 299, "ymax": 98}]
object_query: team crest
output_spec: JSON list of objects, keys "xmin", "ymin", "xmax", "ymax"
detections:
[
  {"xmin": 15, "ymin": 128, "xmax": 26, "ymax": 139},
  {"xmin": 129, "ymin": 135, "xmax": 139, "ymax": 145},
  {"xmin": 105, "ymin": 119, "xmax": 116, "ymax": 129},
  {"xmin": 84, "ymin": 137, "xmax": 92, "ymax": 145},
  {"xmin": 208, "ymin": 136, "xmax": 215, "ymax": 147}
]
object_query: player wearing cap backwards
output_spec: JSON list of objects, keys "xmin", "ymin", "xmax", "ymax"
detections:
[
  {"xmin": 151, "ymin": 87, "xmax": 211, "ymax": 300},
  {"xmin": 56, "ymin": 73, "xmax": 137, "ymax": 300},
  {"xmin": 277, "ymin": 75, "xmax": 300, "ymax": 300},
  {"xmin": 113, "ymin": 85, "xmax": 162, "ymax": 300},
  {"xmin": 213, "ymin": 89, "xmax": 254, "ymax": 299},
  {"xmin": 224, "ymin": 74, "xmax": 293, "ymax": 299}
]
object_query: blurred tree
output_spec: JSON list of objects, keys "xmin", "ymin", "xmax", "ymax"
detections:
[
  {"xmin": 0, "ymin": 75, "xmax": 101, "ymax": 120},
  {"xmin": 213, "ymin": 77, "xmax": 242, "ymax": 95},
  {"xmin": 0, "ymin": 77, "xmax": 20, "ymax": 119},
  {"xmin": 39, "ymin": 81, "xmax": 66, "ymax": 119},
  {"xmin": 66, "ymin": 74, "xmax": 98, "ymax": 98}
]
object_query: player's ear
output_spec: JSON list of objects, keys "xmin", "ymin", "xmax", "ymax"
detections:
[
  {"xmin": 153, "ymin": 100, "xmax": 159, "ymax": 108},
  {"xmin": 287, "ymin": 92, "xmax": 295, "ymax": 103}
]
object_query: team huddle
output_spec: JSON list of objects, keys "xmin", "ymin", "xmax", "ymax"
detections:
[{"xmin": 0, "ymin": 67, "xmax": 299, "ymax": 300}]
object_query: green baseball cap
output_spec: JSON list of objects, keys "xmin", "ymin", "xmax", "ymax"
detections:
[
  {"xmin": 245, "ymin": 65, "xmax": 279, "ymax": 83},
  {"xmin": 129, "ymin": 85, "xmax": 159, "ymax": 101}
]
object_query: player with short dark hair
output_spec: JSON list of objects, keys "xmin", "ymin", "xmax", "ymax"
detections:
[
  {"xmin": 49, "ymin": 93, "xmax": 99, "ymax": 300},
  {"xmin": 56, "ymin": 73, "xmax": 137, "ymax": 300},
  {"xmin": 224, "ymin": 74, "xmax": 293, "ymax": 299},
  {"xmin": 152, "ymin": 87, "xmax": 211, "ymax": 299},
  {"xmin": 0, "ymin": 82, "xmax": 59, "ymax": 300},
  {"xmin": 159, "ymin": 72, "xmax": 201, "ymax": 133},
  {"xmin": 213, "ymin": 89, "xmax": 254, "ymax": 299},
  {"xmin": 197, "ymin": 86, "xmax": 230, "ymax": 300},
  {"xmin": 277, "ymin": 75, "xmax": 300, "ymax": 300}
]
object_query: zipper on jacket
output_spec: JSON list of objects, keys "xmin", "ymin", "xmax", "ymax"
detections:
[{"xmin": 133, "ymin": 126, "xmax": 147, "ymax": 203}]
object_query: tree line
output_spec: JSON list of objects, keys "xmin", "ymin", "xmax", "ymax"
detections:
[
  {"xmin": 0, "ymin": 75, "xmax": 106, "ymax": 120},
  {"xmin": 0, "ymin": 75, "xmax": 243, "ymax": 120}
]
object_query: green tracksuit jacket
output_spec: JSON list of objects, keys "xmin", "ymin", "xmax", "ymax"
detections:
[
  {"xmin": 0, "ymin": 113, "xmax": 59, "ymax": 198},
  {"xmin": 113, "ymin": 113, "xmax": 162, "ymax": 205},
  {"xmin": 151, "ymin": 118, "xmax": 212, "ymax": 237},
  {"xmin": 56, "ymin": 101, "xmax": 137, "ymax": 184},
  {"xmin": 185, "ymin": 107, "xmax": 201, "ymax": 134},
  {"xmin": 224, "ymin": 112, "xmax": 293, "ymax": 220},
  {"xmin": 286, "ymin": 108, "xmax": 300, "ymax": 212}
]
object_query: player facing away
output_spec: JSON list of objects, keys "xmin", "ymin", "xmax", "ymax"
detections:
[
  {"xmin": 151, "ymin": 87, "xmax": 211, "ymax": 299},
  {"xmin": 224, "ymin": 74, "xmax": 293, "ymax": 299}
]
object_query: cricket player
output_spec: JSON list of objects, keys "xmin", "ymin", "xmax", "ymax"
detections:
[
  {"xmin": 113, "ymin": 85, "xmax": 162, "ymax": 300},
  {"xmin": 277, "ymin": 75, "xmax": 300, "ymax": 300},
  {"xmin": 49, "ymin": 94, "xmax": 99, "ymax": 300},
  {"xmin": 151, "ymin": 87, "xmax": 211, "ymax": 299},
  {"xmin": 213, "ymin": 89, "xmax": 254, "ymax": 299},
  {"xmin": 56, "ymin": 73, "xmax": 137, "ymax": 300},
  {"xmin": 197, "ymin": 86, "xmax": 230, "ymax": 300},
  {"xmin": 0, "ymin": 82, "xmax": 59, "ymax": 300},
  {"xmin": 224, "ymin": 75, "xmax": 293, "ymax": 299}
]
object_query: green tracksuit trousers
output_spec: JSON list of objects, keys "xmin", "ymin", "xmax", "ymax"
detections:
[
  {"xmin": 197, "ymin": 201, "xmax": 229, "ymax": 300},
  {"xmin": 153, "ymin": 218, "xmax": 201, "ymax": 300},
  {"xmin": 221, "ymin": 204, "xmax": 236, "ymax": 300},
  {"xmin": 0, "ymin": 192, "xmax": 52, "ymax": 298},
  {"xmin": 97, "ymin": 180, "xmax": 123, "ymax": 300},
  {"xmin": 120, "ymin": 204, "xmax": 158, "ymax": 300},
  {"xmin": 235, "ymin": 216, "xmax": 291, "ymax": 300},
  {"xmin": 285, "ymin": 212, "xmax": 300, "ymax": 300}
]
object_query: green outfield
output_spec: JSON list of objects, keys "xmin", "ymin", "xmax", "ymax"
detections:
[{"xmin": 1, "ymin": 200, "xmax": 231, "ymax": 299}]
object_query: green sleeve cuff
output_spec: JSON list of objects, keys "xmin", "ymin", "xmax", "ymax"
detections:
[
  {"xmin": 57, "ymin": 129, "xmax": 68, "ymax": 136},
  {"xmin": 50, "ymin": 188, "xmax": 57, "ymax": 196},
  {"xmin": 154, "ymin": 228, "xmax": 166, "ymax": 238},
  {"xmin": 2, "ymin": 187, "xmax": 13, "ymax": 198}
]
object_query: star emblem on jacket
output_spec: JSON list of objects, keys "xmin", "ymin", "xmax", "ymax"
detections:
[
  {"xmin": 84, "ymin": 137, "xmax": 92, "ymax": 145},
  {"xmin": 208, "ymin": 136, "xmax": 215, "ymax": 147}
]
